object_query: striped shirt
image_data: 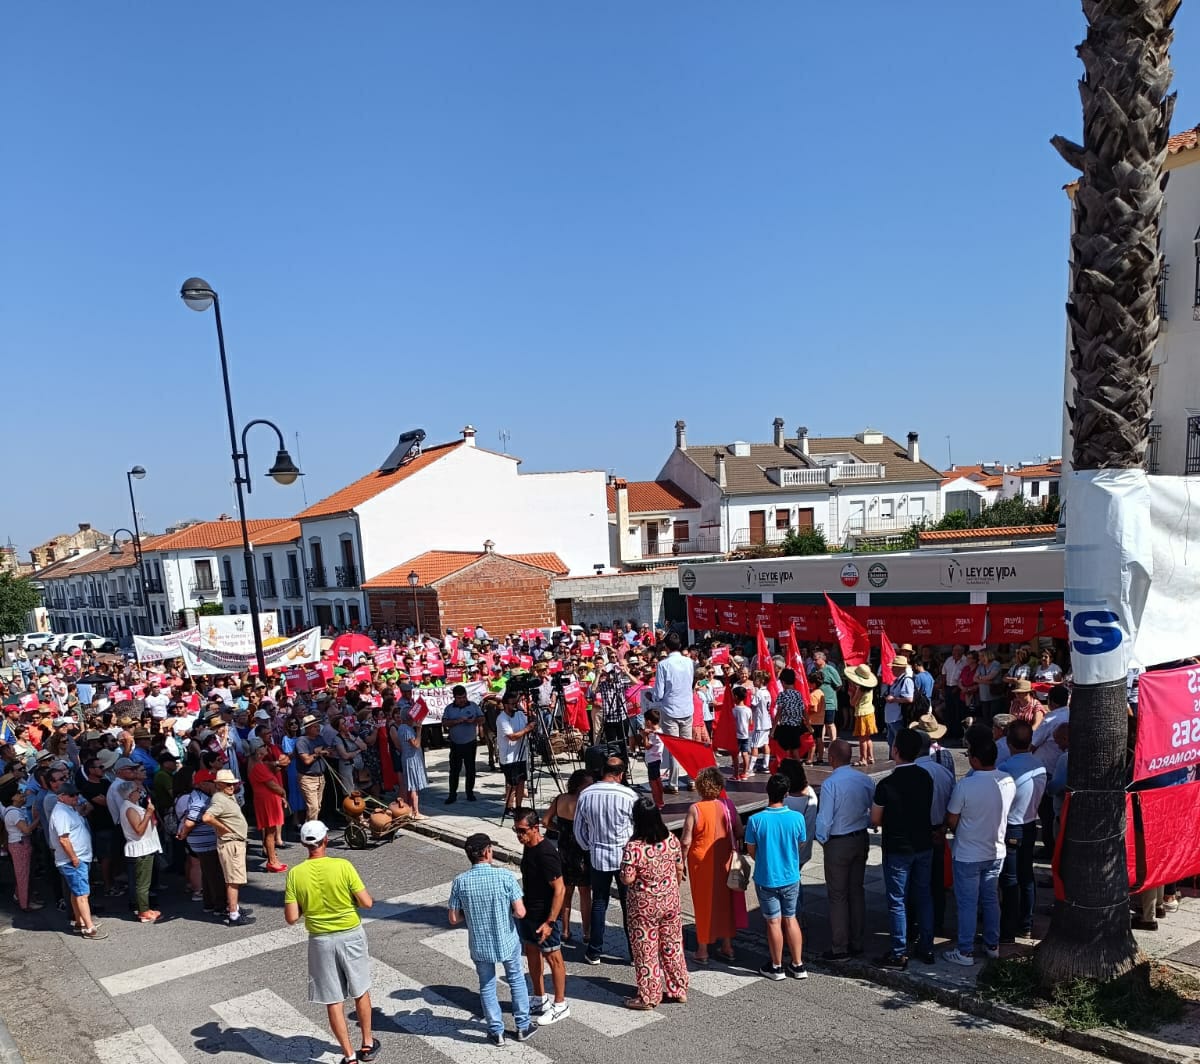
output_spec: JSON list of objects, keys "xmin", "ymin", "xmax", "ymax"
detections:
[
  {"xmin": 448, "ymin": 863, "xmax": 523, "ymax": 963},
  {"xmin": 574, "ymin": 780, "xmax": 636, "ymax": 872}
]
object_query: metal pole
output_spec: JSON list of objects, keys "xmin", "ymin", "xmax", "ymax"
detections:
[
  {"xmin": 411, "ymin": 585, "xmax": 421, "ymax": 636},
  {"xmin": 212, "ymin": 294, "xmax": 268, "ymax": 680},
  {"xmin": 127, "ymin": 471, "xmax": 153, "ymax": 639}
]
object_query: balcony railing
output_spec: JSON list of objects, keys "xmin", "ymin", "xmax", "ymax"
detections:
[
  {"xmin": 766, "ymin": 462, "xmax": 888, "ymax": 487},
  {"xmin": 189, "ymin": 579, "xmax": 217, "ymax": 598},
  {"xmin": 87, "ymin": 596, "xmax": 103, "ymax": 608},
  {"xmin": 730, "ymin": 525, "xmax": 824, "ymax": 550},
  {"xmin": 240, "ymin": 579, "xmax": 251, "ymax": 596},
  {"xmin": 221, "ymin": 579, "xmax": 234, "ymax": 596},
  {"xmin": 843, "ymin": 513, "xmax": 927, "ymax": 535},
  {"xmin": 830, "ymin": 462, "xmax": 888, "ymax": 481},
  {"xmin": 1147, "ymin": 423, "xmax": 1162, "ymax": 475},
  {"xmin": 305, "ymin": 566, "xmax": 327, "ymax": 590},
  {"xmin": 638, "ymin": 534, "xmax": 725, "ymax": 557},
  {"xmin": 1158, "ymin": 264, "xmax": 1170, "ymax": 322},
  {"xmin": 282, "ymin": 577, "xmax": 301, "ymax": 599},
  {"xmin": 258, "ymin": 579, "xmax": 277, "ymax": 598},
  {"xmin": 69, "ymin": 597, "xmax": 84, "ymax": 609},
  {"xmin": 131, "ymin": 591, "xmax": 144, "ymax": 606},
  {"xmin": 115, "ymin": 593, "xmax": 130, "ymax": 607},
  {"xmin": 145, "ymin": 577, "xmax": 164, "ymax": 594},
  {"xmin": 335, "ymin": 564, "xmax": 359, "ymax": 588}
]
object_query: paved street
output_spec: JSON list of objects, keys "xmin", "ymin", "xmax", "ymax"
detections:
[{"xmin": 0, "ymin": 831, "xmax": 1112, "ymax": 1064}]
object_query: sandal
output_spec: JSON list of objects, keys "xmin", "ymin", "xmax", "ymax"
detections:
[
  {"xmin": 265, "ymin": 863, "xmax": 289, "ymax": 873},
  {"xmin": 715, "ymin": 949, "xmax": 736, "ymax": 964},
  {"xmin": 690, "ymin": 952, "xmax": 710, "ymax": 966},
  {"xmin": 663, "ymin": 994, "xmax": 687, "ymax": 1004},
  {"xmin": 624, "ymin": 997, "xmax": 656, "ymax": 1010}
]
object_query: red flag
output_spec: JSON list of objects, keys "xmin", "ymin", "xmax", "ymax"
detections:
[
  {"xmin": 710, "ymin": 645, "xmax": 730, "ymax": 665},
  {"xmin": 879, "ymin": 629, "xmax": 898, "ymax": 685},
  {"xmin": 380, "ymin": 723, "xmax": 399, "ymax": 791},
  {"xmin": 787, "ymin": 623, "xmax": 811, "ymax": 706},
  {"xmin": 560, "ymin": 621, "xmax": 569, "ymax": 633},
  {"xmin": 755, "ymin": 624, "xmax": 781, "ymax": 703},
  {"xmin": 824, "ymin": 593, "xmax": 870, "ymax": 666},
  {"xmin": 712, "ymin": 680, "xmax": 738, "ymax": 755},
  {"xmin": 659, "ymin": 734, "xmax": 718, "ymax": 782}
]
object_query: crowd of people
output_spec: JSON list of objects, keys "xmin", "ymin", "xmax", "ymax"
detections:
[{"xmin": 0, "ymin": 618, "xmax": 1189, "ymax": 1058}]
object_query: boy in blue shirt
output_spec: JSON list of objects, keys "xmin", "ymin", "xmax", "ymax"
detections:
[{"xmin": 744, "ymin": 773, "xmax": 808, "ymax": 980}]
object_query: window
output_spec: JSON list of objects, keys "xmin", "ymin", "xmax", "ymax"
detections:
[
  {"xmin": 674, "ymin": 520, "xmax": 691, "ymax": 541},
  {"xmin": 1193, "ymin": 227, "xmax": 1200, "ymax": 306},
  {"xmin": 879, "ymin": 498, "xmax": 895, "ymax": 520},
  {"xmin": 194, "ymin": 560, "xmax": 215, "ymax": 591},
  {"xmin": 1049, "ymin": 481, "xmax": 1060, "ymax": 497},
  {"xmin": 775, "ymin": 510, "xmax": 790, "ymax": 531},
  {"xmin": 1030, "ymin": 480, "xmax": 1041, "ymax": 496}
]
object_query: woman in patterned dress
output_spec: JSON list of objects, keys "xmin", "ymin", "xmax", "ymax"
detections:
[{"xmin": 619, "ymin": 796, "xmax": 689, "ymax": 1010}]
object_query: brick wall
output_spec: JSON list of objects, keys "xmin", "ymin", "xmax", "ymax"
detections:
[
  {"xmin": 437, "ymin": 554, "xmax": 553, "ymax": 634},
  {"xmin": 366, "ymin": 588, "xmax": 440, "ymax": 634}
]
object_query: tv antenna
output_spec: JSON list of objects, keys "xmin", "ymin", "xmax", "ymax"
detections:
[{"xmin": 499, "ymin": 429, "xmax": 511, "ymax": 453}]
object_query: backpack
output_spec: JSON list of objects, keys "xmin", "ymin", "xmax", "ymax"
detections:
[{"xmin": 908, "ymin": 683, "xmax": 932, "ymax": 724}]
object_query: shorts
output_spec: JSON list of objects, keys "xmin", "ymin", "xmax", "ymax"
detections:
[
  {"xmin": 736, "ymin": 738, "xmax": 751, "ymax": 754},
  {"xmin": 752, "ymin": 729, "xmax": 770, "ymax": 749},
  {"xmin": 217, "ymin": 839, "xmax": 247, "ymax": 886},
  {"xmin": 774, "ymin": 725, "xmax": 802, "ymax": 751},
  {"xmin": 758, "ymin": 881, "xmax": 800, "ymax": 920},
  {"xmin": 824, "ymin": 708, "xmax": 837, "ymax": 724},
  {"xmin": 59, "ymin": 861, "xmax": 90, "ymax": 897},
  {"xmin": 502, "ymin": 761, "xmax": 528, "ymax": 785},
  {"xmin": 646, "ymin": 760, "xmax": 661, "ymax": 781},
  {"xmin": 520, "ymin": 916, "xmax": 563, "ymax": 953},
  {"xmin": 853, "ymin": 715, "xmax": 875, "ymax": 739},
  {"xmin": 308, "ymin": 924, "xmax": 372, "ymax": 1004}
]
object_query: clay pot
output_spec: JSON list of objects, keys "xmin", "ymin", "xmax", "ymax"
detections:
[
  {"xmin": 388, "ymin": 800, "xmax": 410, "ymax": 820},
  {"xmin": 342, "ymin": 792, "xmax": 367, "ymax": 817},
  {"xmin": 369, "ymin": 811, "xmax": 392, "ymax": 833}
]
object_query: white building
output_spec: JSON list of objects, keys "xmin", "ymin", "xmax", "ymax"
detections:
[
  {"xmin": 606, "ymin": 477, "xmax": 720, "ymax": 566},
  {"xmin": 939, "ymin": 465, "xmax": 1004, "ymax": 518},
  {"xmin": 1063, "ymin": 123, "xmax": 1200, "ymax": 477},
  {"xmin": 1001, "ymin": 461, "xmax": 1061, "ymax": 506},
  {"xmin": 294, "ymin": 426, "xmax": 609, "ymax": 630},
  {"xmin": 655, "ymin": 419, "xmax": 944, "ymax": 550}
]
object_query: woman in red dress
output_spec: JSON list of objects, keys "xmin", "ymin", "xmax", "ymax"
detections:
[{"xmin": 248, "ymin": 743, "xmax": 287, "ymax": 873}]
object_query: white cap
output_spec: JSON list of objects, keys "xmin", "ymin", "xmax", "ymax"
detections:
[
  {"xmin": 300, "ymin": 820, "xmax": 328, "ymax": 845},
  {"xmin": 253, "ymin": 709, "xmax": 271, "ymax": 720}
]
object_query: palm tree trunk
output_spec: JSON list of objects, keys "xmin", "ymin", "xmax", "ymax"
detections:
[{"xmin": 1035, "ymin": 0, "xmax": 1178, "ymax": 984}]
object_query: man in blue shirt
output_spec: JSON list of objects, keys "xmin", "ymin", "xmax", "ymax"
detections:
[
  {"xmin": 997, "ymin": 720, "xmax": 1046, "ymax": 940},
  {"xmin": 653, "ymin": 632, "xmax": 695, "ymax": 793},
  {"xmin": 442, "ymin": 685, "xmax": 483, "ymax": 804},
  {"xmin": 744, "ymin": 773, "xmax": 808, "ymax": 981},
  {"xmin": 448, "ymin": 833, "xmax": 537, "ymax": 1047}
]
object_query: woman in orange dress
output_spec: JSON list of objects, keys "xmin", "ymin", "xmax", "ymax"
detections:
[{"xmin": 681, "ymin": 766, "xmax": 743, "ymax": 964}]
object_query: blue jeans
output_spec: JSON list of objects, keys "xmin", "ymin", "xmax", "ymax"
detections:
[
  {"xmin": 587, "ymin": 867, "xmax": 629, "ymax": 957},
  {"xmin": 953, "ymin": 858, "xmax": 1003, "ymax": 955},
  {"xmin": 884, "ymin": 850, "xmax": 932, "ymax": 956},
  {"xmin": 474, "ymin": 945, "xmax": 530, "ymax": 1036},
  {"xmin": 885, "ymin": 720, "xmax": 903, "ymax": 750},
  {"xmin": 1000, "ymin": 822, "xmax": 1037, "ymax": 937}
]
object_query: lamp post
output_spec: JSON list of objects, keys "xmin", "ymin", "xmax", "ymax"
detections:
[
  {"xmin": 180, "ymin": 277, "xmax": 303, "ymax": 679},
  {"xmin": 407, "ymin": 570, "xmax": 422, "ymax": 636},
  {"xmin": 125, "ymin": 466, "xmax": 154, "ymax": 637},
  {"xmin": 110, "ymin": 528, "xmax": 147, "ymax": 645}
]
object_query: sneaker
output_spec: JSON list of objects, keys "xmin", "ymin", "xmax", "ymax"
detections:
[
  {"xmin": 191, "ymin": 891, "xmax": 204, "ymax": 902},
  {"xmin": 1164, "ymin": 896, "xmax": 1181, "ymax": 913},
  {"xmin": 942, "ymin": 949, "xmax": 975, "ymax": 967},
  {"xmin": 662, "ymin": 785, "xmax": 679, "ymax": 795},
  {"xmin": 758, "ymin": 963, "xmax": 786, "ymax": 981},
  {"xmin": 529, "ymin": 993, "xmax": 551, "ymax": 1016},
  {"xmin": 786, "ymin": 963, "xmax": 808, "ymax": 980},
  {"xmin": 358, "ymin": 1037, "xmax": 382, "ymax": 1062},
  {"xmin": 537, "ymin": 1001, "xmax": 570, "ymax": 1026},
  {"xmin": 80, "ymin": 925, "xmax": 108, "ymax": 940},
  {"xmin": 984, "ymin": 945, "xmax": 1000, "ymax": 960},
  {"xmin": 514, "ymin": 1025, "xmax": 539, "ymax": 1043},
  {"xmin": 487, "ymin": 1033, "xmax": 505, "ymax": 1047},
  {"xmin": 224, "ymin": 912, "xmax": 251, "ymax": 927},
  {"xmin": 24, "ymin": 901, "xmax": 44, "ymax": 912},
  {"xmin": 584, "ymin": 951, "xmax": 603, "ymax": 965}
]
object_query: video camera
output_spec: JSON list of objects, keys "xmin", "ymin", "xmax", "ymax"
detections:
[{"xmin": 505, "ymin": 673, "xmax": 543, "ymax": 695}]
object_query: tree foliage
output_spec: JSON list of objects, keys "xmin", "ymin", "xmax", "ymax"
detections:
[
  {"xmin": 197, "ymin": 602, "xmax": 224, "ymax": 617},
  {"xmin": 780, "ymin": 526, "xmax": 828, "ymax": 556},
  {"xmin": 934, "ymin": 495, "xmax": 1060, "ymax": 532},
  {"xmin": 0, "ymin": 573, "xmax": 42, "ymax": 637}
]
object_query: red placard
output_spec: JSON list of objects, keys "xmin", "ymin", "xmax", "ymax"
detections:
[
  {"xmin": 547, "ymin": 659, "xmax": 563, "ymax": 674},
  {"xmin": 353, "ymin": 665, "xmax": 373, "ymax": 686},
  {"xmin": 1038, "ymin": 601, "xmax": 1068, "ymax": 639},
  {"xmin": 710, "ymin": 645, "xmax": 731, "ymax": 665},
  {"xmin": 373, "ymin": 648, "xmax": 395, "ymax": 670},
  {"xmin": 424, "ymin": 650, "xmax": 445, "ymax": 677},
  {"xmin": 1132, "ymin": 663, "xmax": 1200, "ymax": 781},
  {"xmin": 284, "ymin": 668, "xmax": 309, "ymax": 694},
  {"xmin": 519, "ymin": 654, "xmax": 534, "ymax": 669},
  {"xmin": 598, "ymin": 630, "xmax": 614, "ymax": 645},
  {"xmin": 463, "ymin": 626, "xmax": 475, "ymax": 639},
  {"xmin": 717, "ymin": 600, "xmax": 749, "ymax": 634},
  {"xmin": 111, "ymin": 688, "xmax": 132, "ymax": 703},
  {"xmin": 446, "ymin": 667, "xmax": 465, "ymax": 682},
  {"xmin": 889, "ymin": 607, "xmax": 938, "ymax": 644},
  {"xmin": 988, "ymin": 604, "xmax": 1041, "ymax": 642},
  {"xmin": 687, "ymin": 597, "xmax": 714, "ymax": 631},
  {"xmin": 579, "ymin": 642, "xmax": 594, "ymax": 659}
]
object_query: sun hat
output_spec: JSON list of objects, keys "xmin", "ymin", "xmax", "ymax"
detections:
[
  {"xmin": 1011, "ymin": 679, "xmax": 1033, "ymax": 694},
  {"xmin": 909, "ymin": 713, "xmax": 947, "ymax": 740},
  {"xmin": 843, "ymin": 663, "xmax": 878, "ymax": 689},
  {"xmin": 214, "ymin": 769, "xmax": 239, "ymax": 785},
  {"xmin": 891, "ymin": 655, "xmax": 909, "ymax": 669}
]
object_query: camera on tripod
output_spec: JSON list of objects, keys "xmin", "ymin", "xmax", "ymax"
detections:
[
  {"xmin": 550, "ymin": 673, "xmax": 569, "ymax": 691},
  {"xmin": 505, "ymin": 673, "xmax": 542, "ymax": 695}
]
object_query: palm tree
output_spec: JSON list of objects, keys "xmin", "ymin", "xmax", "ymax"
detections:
[{"xmin": 1036, "ymin": 0, "xmax": 1178, "ymax": 984}]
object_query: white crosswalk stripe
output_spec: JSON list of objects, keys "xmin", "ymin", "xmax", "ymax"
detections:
[
  {"xmin": 421, "ymin": 929, "xmax": 662, "ymax": 1035},
  {"xmin": 209, "ymin": 988, "xmax": 344, "ymax": 1063},
  {"xmin": 370, "ymin": 958, "xmax": 557, "ymax": 1063},
  {"xmin": 93, "ymin": 1025, "xmax": 188, "ymax": 1064}
]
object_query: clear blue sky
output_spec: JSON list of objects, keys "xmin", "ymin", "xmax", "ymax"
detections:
[{"xmin": 6, "ymin": 2, "xmax": 1199, "ymax": 555}]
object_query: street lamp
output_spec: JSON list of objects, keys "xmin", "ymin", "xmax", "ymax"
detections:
[
  {"xmin": 125, "ymin": 466, "xmax": 153, "ymax": 637},
  {"xmin": 180, "ymin": 277, "xmax": 303, "ymax": 678},
  {"xmin": 407, "ymin": 570, "xmax": 422, "ymax": 636}
]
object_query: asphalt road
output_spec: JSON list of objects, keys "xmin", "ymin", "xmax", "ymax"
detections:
[{"xmin": 0, "ymin": 832, "xmax": 1108, "ymax": 1064}]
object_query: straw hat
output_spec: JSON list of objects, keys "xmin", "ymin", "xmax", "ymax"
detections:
[
  {"xmin": 843, "ymin": 663, "xmax": 878, "ymax": 689},
  {"xmin": 891, "ymin": 655, "xmax": 910, "ymax": 669},
  {"xmin": 909, "ymin": 713, "xmax": 947, "ymax": 739},
  {"xmin": 1011, "ymin": 679, "xmax": 1033, "ymax": 694}
]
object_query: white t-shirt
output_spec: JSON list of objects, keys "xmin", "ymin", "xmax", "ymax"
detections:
[
  {"xmin": 644, "ymin": 729, "xmax": 664, "ymax": 765},
  {"xmin": 948, "ymin": 769, "xmax": 1015, "ymax": 863},
  {"xmin": 734, "ymin": 704, "xmax": 752, "ymax": 740},
  {"xmin": 751, "ymin": 688, "xmax": 773, "ymax": 732},
  {"xmin": 144, "ymin": 693, "xmax": 171, "ymax": 720},
  {"xmin": 496, "ymin": 710, "xmax": 528, "ymax": 765},
  {"xmin": 4, "ymin": 806, "xmax": 29, "ymax": 845},
  {"xmin": 49, "ymin": 802, "xmax": 92, "ymax": 866},
  {"xmin": 112, "ymin": 791, "xmax": 164, "ymax": 858},
  {"xmin": 1032, "ymin": 708, "xmax": 1070, "ymax": 773},
  {"xmin": 942, "ymin": 657, "xmax": 966, "ymax": 688}
]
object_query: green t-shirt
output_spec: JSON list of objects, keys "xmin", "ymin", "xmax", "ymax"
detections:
[{"xmin": 284, "ymin": 856, "xmax": 366, "ymax": 935}]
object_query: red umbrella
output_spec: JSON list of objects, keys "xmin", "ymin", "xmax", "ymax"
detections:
[{"xmin": 329, "ymin": 633, "xmax": 377, "ymax": 656}]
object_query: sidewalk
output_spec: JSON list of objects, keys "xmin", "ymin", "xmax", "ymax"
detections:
[{"xmin": 399, "ymin": 743, "xmax": 1200, "ymax": 1064}]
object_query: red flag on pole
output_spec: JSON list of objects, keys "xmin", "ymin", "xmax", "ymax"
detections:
[
  {"xmin": 824, "ymin": 593, "xmax": 870, "ymax": 666},
  {"xmin": 659, "ymin": 734, "xmax": 718, "ymax": 783},
  {"xmin": 712, "ymin": 679, "xmax": 738, "ymax": 755},
  {"xmin": 879, "ymin": 629, "xmax": 898, "ymax": 685},
  {"xmin": 755, "ymin": 624, "xmax": 782, "ymax": 703},
  {"xmin": 787, "ymin": 623, "xmax": 811, "ymax": 706}
]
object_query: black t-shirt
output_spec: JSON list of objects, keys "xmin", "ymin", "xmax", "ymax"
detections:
[
  {"xmin": 520, "ymin": 837, "xmax": 563, "ymax": 923},
  {"xmin": 79, "ymin": 777, "xmax": 111, "ymax": 833},
  {"xmin": 873, "ymin": 764, "xmax": 934, "ymax": 855}
]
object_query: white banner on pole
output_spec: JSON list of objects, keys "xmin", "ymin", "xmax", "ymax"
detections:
[
  {"xmin": 412, "ymin": 681, "xmax": 490, "ymax": 723},
  {"xmin": 134, "ymin": 628, "xmax": 200, "ymax": 662},
  {"xmin": 1137, "ymin": 475, "xmax": 1200, "ymax": 669},
  {"xmin": 179, "ymin": 627, "xmax": 322, "ymax": 676}
]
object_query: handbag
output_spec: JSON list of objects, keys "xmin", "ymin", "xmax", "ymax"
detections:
[{"xmin": 727, "ymin": 850, "xmax": 754, "ymax": 892}]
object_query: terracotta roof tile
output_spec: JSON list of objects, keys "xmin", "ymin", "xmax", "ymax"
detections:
[
  {"xmin": 363, "ymin": 549, "xmax": 569, "ymax": 589},
  {"xmin": 605, "ymin": 480, "xmax": 700, "ymax": 513},
  {"xmin": 940, "ymin": 465, "xmax": 1004, "ymax": 489},
  {"xmin": 918, "ymin": 524, "xmax": 1057, "ymax": 543},
  {"xmin": 1170, "ymin": 125, "xmax": 1200, "ymax": 154},
  {"xmin": 295, "ymin": 441, "xmax": 462, "ymax": 519},
  {"xmin": 1008, "ymin": 462, "xmax": 1061, "ymax": 479},
  {"xmin": 147, "ymin": 519, "xmax": 286, "ymax": 552},
  {"xmin": 249, "ymin": 520, "xmax": 301, "ymax": 546}
]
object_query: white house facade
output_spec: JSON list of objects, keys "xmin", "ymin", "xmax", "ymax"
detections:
[{"xmin": 655, "ymin": 419, "xmax": 944, "ymax": 550}]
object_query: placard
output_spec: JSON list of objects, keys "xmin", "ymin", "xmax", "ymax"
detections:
[{"xmin": 1132, "ymin": 663, "xmax": 1200, "ymax": 781}]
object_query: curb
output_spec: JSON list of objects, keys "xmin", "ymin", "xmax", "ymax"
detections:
[
  {"xmin": 399, "ymin": 821, "xmax": 1185, "ymax": 1064},
  {"xmin": 0, "ymin": 1014, "xmax": 24, "ymax": 1064}
]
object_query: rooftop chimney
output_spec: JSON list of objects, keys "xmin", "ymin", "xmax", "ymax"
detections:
[
  {"xmin": 907, "ymin": 431, "xmax": 920, "ymax": 464},
  {"xmin": 461, "ymin": 425, "xmax": 477, "ymax": 447},
  {"xmin": 674, "ymin": 419, "xmax": 687, "ymax": 452},
  {"xmin": 483, "ymin": 538, "xmax": 495, "ymax": 553},
  {"xmin": 714, "ymin": 451, "xmax": 727, "ymax": 490},
  {"xmin": 613, "ymin": 478, "xmax": 632, "ymax": 564},
  {"xmin": 773, "ymin": 417, "xmax": 785, "ymax": 448},
  {"xmin": 797, "ymin": 426, "xmax": 809, "ymax": 456},
  {"xmin": 78, "ymin": 523, "xmax": 91, "ymax": 532}
]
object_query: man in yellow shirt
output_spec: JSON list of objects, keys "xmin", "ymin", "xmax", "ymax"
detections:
[{"xmin": 283, "ymin": 820, "xmax": 378, "ymax": 1064}]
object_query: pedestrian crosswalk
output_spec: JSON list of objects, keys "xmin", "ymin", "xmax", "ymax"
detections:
[{"xmin": 85, "ymin": 875, "xmax": 775, "ymax": 1063}]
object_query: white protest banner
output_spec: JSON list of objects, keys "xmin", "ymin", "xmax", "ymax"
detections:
[
  {"xmin": 194, "ymin": 613, "xmax": 281, "ymax": 654},
  {"xmin": 1136, "ymin": 476, "xmax": 1200, "ymax": 669},
  {"xmin": 410, "ymin": 680, "xmax": 489, "ymax": 723},
  {"xmin": 133, "ymin": 628, "xmax": 200, "ymax": 662},
  {"xmin": 180, "ymin": 627, "xmax": 322, "ymax": 676}
]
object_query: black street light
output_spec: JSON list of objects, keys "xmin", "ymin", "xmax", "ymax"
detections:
[
  {"xmin": 125, "ymin": 465, "xmax": 153, "ymax": 637},
  {"xmin": 407, "ymin": 569, "xmax": 422, "ymax": 635},
  {"xmin": 180, "ymin": 277, "xmax": 303, "ymax": 679}
]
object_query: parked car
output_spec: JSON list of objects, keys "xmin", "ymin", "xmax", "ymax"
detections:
[
  {"xmin": 57, "ymin": 632, "xmax": 117, "ymax": 654},
  {"xmin": 21, "ymin": 632, "xmax": 57, "ymax": 652}
]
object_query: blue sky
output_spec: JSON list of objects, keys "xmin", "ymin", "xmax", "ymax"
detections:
[{"xmin": 5, "ymin": 2, "xmax": 1198, "ymax": 554}]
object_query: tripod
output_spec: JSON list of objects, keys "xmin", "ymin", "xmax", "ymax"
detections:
[{"xmin": 496, "ymin": 692, "xmax": 567, "ymax": 826}]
